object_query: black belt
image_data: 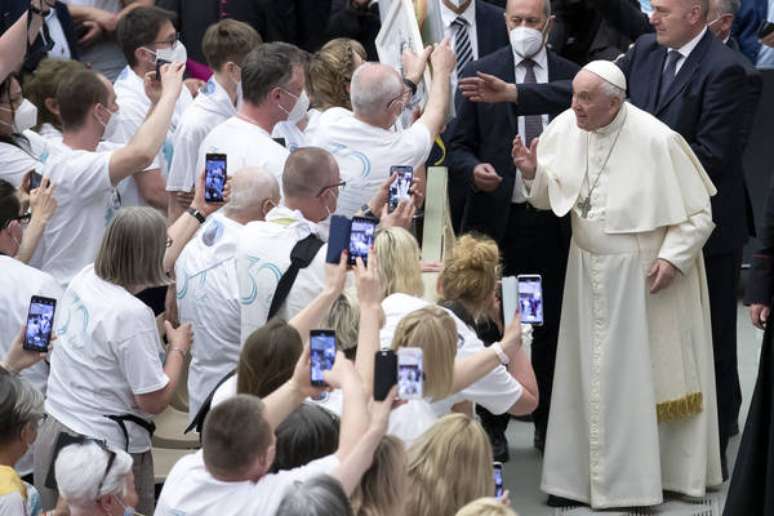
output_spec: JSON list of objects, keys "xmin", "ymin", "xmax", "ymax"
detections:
[{"xmin": 105, "ymin": 414, "xmax": 156, "ymax": 452}]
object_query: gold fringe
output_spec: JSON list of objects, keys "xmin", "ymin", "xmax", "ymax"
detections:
[{"xmin": 656, "ymin": 392, "xmax": 703, "ymax": 423}]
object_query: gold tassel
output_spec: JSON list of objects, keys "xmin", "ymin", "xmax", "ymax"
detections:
[{"xmin": 656, "ymin": 392, "xmax": 703, "ymax": 423}]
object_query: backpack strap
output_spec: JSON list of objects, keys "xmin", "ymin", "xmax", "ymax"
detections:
[{"xmin": 267, "ymin": 234, "xmax": 325, "ymax": 321}]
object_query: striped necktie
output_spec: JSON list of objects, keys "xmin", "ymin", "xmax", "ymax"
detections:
[
  {"xmin": 522, "ymin": 59, "xmax": 543, "ymax": 145},
  {"xmin": 452, "ymin": 16, "xmax": 473, "ymax": 76}
]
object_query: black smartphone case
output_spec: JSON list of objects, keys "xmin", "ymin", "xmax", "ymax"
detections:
[
  {"xmin": 374, "ymin": 350, "xmax": 398, "ymax": 401},
  {"xmin": 326, "ymin": 215, "xmax": 352, "ymax": 264}
]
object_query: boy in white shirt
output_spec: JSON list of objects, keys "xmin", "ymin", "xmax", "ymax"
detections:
[
  {"xmin": 155, "ymin": 349, "xmax": 394, "ymax": 516},
  {"xmin": 166, "ymin": 19, "xmax": 261, "ymax": 222},
  {"xmin": 111, "ymin": 6, "xmax": 194, "ymax": 209}
]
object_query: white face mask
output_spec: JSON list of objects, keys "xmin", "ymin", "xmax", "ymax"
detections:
[
  {"xmin": 0, "ymin": 98, "xmax": 38, "ymax": 133},
  {"xmin": 154, "ymin": 40, "xmax": 188, "ymax": 65},
  {"xmin": 96, "ymin": 104, "xmax": 120, "ymax": 142},
  {"xmin": 509, "ymin": 26, "xmax": 547, "ymax": 59},
  {"xmin": 278, "ymin": 89, "xmax": 310, "ymax": 124}
]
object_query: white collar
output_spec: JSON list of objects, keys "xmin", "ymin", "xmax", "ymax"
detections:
[
  {"xmin": 672, "ymin": 26, "xmax": 707, "ymax": 59},
  {"xmin": 513, "ymin": 44, "xmax": 549, "ymax": 71},
  {"xmin": 197, "ymin": 76, "xmax": 237, "ymax": 117},
  {"xmin": 440, "ymin": 1, "xmax": 476, "ymax": 29}
]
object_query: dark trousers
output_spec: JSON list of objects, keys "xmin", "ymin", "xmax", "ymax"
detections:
[
  {"xmin": 704, "ymin": 248, "xmax": 744, "ymax": 470},
  {"xmin": 500, "ymin": 203, "xmax": 570, "ymax": 440}
]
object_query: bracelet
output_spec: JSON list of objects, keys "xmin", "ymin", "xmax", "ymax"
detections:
[
  {"xmin": 186, "ymin": 207, "xmax": 206, "ymax": 224},
  {"xmin": 403, "ymin": 78, "xmax": 418, "ymax": 97},
  {"xmin": 491, "ymin": 342, "xmax": 510, "ymax": 366},
  {"xmin": 170, "ymin": 347, "xmax": 187, "ymax": 359}
]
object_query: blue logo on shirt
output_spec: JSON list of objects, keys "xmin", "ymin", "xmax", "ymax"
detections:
[
  {"xmin": 203, "ymin": 79, "xmax": 216, "ymax": 96},
  {"xmin": 202, "ymin": 219, "xmax": 224, "ymax": 246}
]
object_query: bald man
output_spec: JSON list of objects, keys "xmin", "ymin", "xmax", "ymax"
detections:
[
  {"xmin": 175, "ymin": 166, "xmax": 281, "ymax": 419},
  {"xmin": 514, "ymin": 61, "xmax": 721, "ymax": 508}
]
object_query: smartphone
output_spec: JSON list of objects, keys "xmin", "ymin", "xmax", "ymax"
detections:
[
  {"xmin": 24, "ymin": 296, "xmax": 57, "ymax": 352},
  {"xmin": 759, "ymin": 20, "xmax": 774, "ymax": 39},
  {"xmin": 397, "ymin": 347, "xmax": 423, "ymax": 400},
  {"xmin": 272, "ymin": 137, "xmax": 286, "ymax": 148},
  {"xmin": 155, "ymin": 58, "xmax": 170, "ymax": 81},
  {"xmin": 388, "ymin": 165, "xmax": 414, "ymax": 212},
  {"xmin": 310, "ymin": 330, "xmax": 336, "ymax": 387},
  {"xmin": 517, "ymin": 274, "xmax": 544, "ymax": 326},
  {"xmin": 347, "ymin": 216, "xmax": 377, "ymax": 266},
  {"xmin": 493, "ymin": 462, "xmax": 504, "ymax": 498},
  {"xmin": 373, "ymin": 350, "xmax": 398, "ymax": 401},
  {"xmin": 204, "ymin": 153, "xmax": 227, "ymax": 203},
  {"xmin": 29, "ymin": 171, "xmax": 43, "ymax": 190}
]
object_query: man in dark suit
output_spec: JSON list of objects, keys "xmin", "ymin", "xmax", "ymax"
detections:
[
  {"xmin": 447, "ymin": 0, "xmax": 579, "ymax": 460},
  {"xmin": 614, "ymin": 0, "xmax": 751, "ymax": 478},
  {"xmin": 22, "ymin": 0, "xmax": 79, "ymax": 74}
]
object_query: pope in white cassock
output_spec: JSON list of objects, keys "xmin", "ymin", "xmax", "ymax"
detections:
[{"xmin": 513, "ymin": 61, "xmax": 723, "ymax": 509}]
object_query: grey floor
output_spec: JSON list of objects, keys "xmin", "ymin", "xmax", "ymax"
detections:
[{"xmin": 504, "ymin": 302, "xmax": 761, "ymax": 516}]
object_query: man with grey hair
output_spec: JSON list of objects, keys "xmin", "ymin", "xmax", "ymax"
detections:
[
  {"xmin": 513, "ymin": 61, "xmax": 720, "ymax": 508},
  {"xmin": 174, "ymin": 167, "xmax": 280, "ymax": 420},
  {"xmin": 309, "ymin": 39, "xmax": 456, "ymax": 216}
]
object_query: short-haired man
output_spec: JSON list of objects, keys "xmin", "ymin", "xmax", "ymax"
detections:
[
  {"xmin": 31, "ymin": 64, "xmax": 185, "ymax": 288},
  {"xmin": 196, "ymin": 42, "xmax": 307, "ymax": 195},
  {"xmin": 166, "ymin": 19, "xmax": 262, "ymax": 222},
  {"xmin": 175, "ymin": 167, "xmax": 280, "ymax": 420},
  {"xmin": 309, "ymin": 40, "xmax": 456, "ymax": 216},
  {"xmin": 111, "ymin": 6, "xmax": 194, "ymax": 210},
  {"xmin": 155, "ymin": 352, "xmax": 393, "ymax": 515}
]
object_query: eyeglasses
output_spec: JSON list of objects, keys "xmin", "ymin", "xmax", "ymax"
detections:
[
  {"xmin": 386, "ymin": 86, "xmax": 411, "ymax": 109},
  {"xmin": 316, "ymin": 181, "xmax": 346, "ymax": 197},
  {"xmin": 152, "ymin": 32, "xmax": 180, "ymax": 48},
  {"xmin": 2, "ymin": 210, "xmax": 31, "ymax": 229}
]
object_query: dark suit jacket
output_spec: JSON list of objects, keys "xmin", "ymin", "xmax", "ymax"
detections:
[
  {"xmin": 745, "ymin": 184, "xmax": 774, "ymax": 306},
  {"xmin": 446, "ymin": 46, "xmax": 580, "ymax": 242},
  {"xmin": 618, "ymin": 30, "xmax": 752, "ymax": 255},
  {"xmin": 23, "ymin": 2, "xmax": 79, "ymax": 73},
  {"xmin": 474, "ymin": 0, "xmax": 510, "ymax": 56}
]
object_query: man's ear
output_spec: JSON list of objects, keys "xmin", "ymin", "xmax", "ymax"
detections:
[{"xmin": 44, "ymin": 97, "xmax": 59, "ymax": 117}]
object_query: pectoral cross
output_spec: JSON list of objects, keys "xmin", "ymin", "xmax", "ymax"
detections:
[{"xmin": 578, "ymin": 196, "xmax": 592, "ymax": 218}]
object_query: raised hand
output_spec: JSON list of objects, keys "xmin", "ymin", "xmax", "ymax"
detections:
[
  {"xmin": 511, "ymin": 135, "xmax": 538, "ymax": 179},
  {"xmin": 459, "ymin": 72, "xmax": 517, "ymax": 103}
]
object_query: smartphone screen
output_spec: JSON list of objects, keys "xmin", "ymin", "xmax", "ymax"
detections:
[
  {"xmin": 310, "ymin": 330, "xmax": 336, "ymax": 387},
  {"xmin": 759, "ymin": 21, "xmax": 774, "ymax": 38},
  {"xmin": 204, "ymin": 153, "xmax": 227, "ymax": 203},
  {"xmin": 388, "ymin": 166, "xmax": 413, "ymax": 212},
  {"xmin": 517, "ymin": 274, "xmax": 544, "ymax": 325},
  {"xmin": 29, "ymin": 171, "xmax": 42, "ymax": 190},
  {"xmin": 493, "ymin": 462, "xmax": 504, "ymax": 498},
  {"xmin": 373, "ymin": 350, "xmax": 398, "ymax": 401},
  {"xmin": 397, "ymin": 347, "xmax": 423, "ymax": 400},
  {"xmin": 348, "ymin": 216, "xmax": 377, "ymax": 266},
  {"xmin": 24, "ymin": 296, "xmax": 57, "ymax": 352},
  {"xmin": 272, "ymin": 137, "xmax": 286, "ymax": 148},
  {"xmin": 155, "ymin": 58, "xmax": 170, "ymax": 81}
]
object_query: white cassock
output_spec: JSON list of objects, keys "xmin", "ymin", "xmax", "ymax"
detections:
[{"xmin": 525, "ymin": 102, "xmax": 723, "ymax": 508}]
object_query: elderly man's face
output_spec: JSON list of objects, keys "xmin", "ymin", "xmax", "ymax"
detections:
[
  {"xmin": 505, "ymin": 0, "xmax": 549, "ymax": 32},
  {"xmin": 571, "ymin": 71, "xmax": 620, "ymax": 131},
  {"xmin": 650, "ymin": 0, "xmax": 705, "ymax": 48}
]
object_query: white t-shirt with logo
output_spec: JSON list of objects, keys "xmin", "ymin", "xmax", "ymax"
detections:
[
  {"xmin": 175, "ymin": 213, "xmax": 242, "ymax": 421},
  {"xmin": 196, "ymin": 116, "xmax": 289, "ymax": 196},
  {"xmin": 155, "ymin": 451, "xmax": 339, "ymax": 516},
  {"xmin": 45, "ymin": 265, "xmax": 169, "ymax": 453},
  {"xmin": 32, "ymin": 143, "xmax": 120, "ymax": 288},
  {"xmin": 111, "ymin": 65, "xmax": 193, "ymax": 206},
  {"xmin": 308, "ymin": 109, "xmax": 433, "ymax": 217},
  {"xmin": 236, "ymin": 207, "xmax": 327, "ymax": 343},
  {"xmin": 0, "ymin": 130, "xmax": 58, "ymax": 187},
  {"xmin": 167, "ymin": 77, "xmax": 236, "ymax": 192}
]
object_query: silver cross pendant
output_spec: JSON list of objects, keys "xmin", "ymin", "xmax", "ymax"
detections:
[{"xmin": 578, "ymin": 196, "xmax": 592, "ymax": 218}]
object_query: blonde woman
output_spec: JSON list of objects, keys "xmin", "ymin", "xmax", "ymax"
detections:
[
  {"xmin": 370, "ymin": 228, "xmax": 532, "ymax": 439},
  {"xmin": 456, "ymin": 498, "xmax": 518, "ymax": 516},
  {"xmin": 351, "ymin": 435, "xmax": 408, "ymax": 516},
  {"xmin": 405, "ymin": 414, "xmax": 505, "ymax": 516},
  {"xmin": 34, "ymin": 207, "xmax": 193, "ymax": 514}
]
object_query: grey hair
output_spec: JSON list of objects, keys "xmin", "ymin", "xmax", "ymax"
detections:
[
  {"xmin": 506, "ymin": 0, "xmax": 552, "ymax": 20},
  {"xmin": 95, "ymin": 207, "xmax": 168, "ymax": 289},
  {"xmin": 713, "ymin": 0, "xmax": 740, "ymax": 16},
  {"xmin": 224, "ymin": 166, "xmax": 280, "ymax": 215},
  {"xmin": 350, "ymin": 63, "xmax": 403, "ymax": 118},
  {"xmin": 276, "ymin": 475, "xmax": 354, "ymax": 516},
  {"xmin": 0, "ymin": 371, "xmax": 43, "ymax": 445},
  {"xmin": 56, "ymin": 442, "xmax": 133, "ymax": 507},
  {"xmin": 599, "ymin": 80, "xmax": 626, "ymax": 100}
]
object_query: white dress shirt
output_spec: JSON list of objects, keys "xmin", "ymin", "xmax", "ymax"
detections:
[
  {"xmin": 512, "ymin": 46, "xmax": 549, "ymax": 203},
  {"xmin": 666, "ymin": 27, "xmax": 707, "ymax": 75},
  {"xmin": 440, "ymin": 2, "xmax": 479, "ymax": 91}
]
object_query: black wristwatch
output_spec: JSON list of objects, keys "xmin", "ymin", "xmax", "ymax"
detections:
[
  {"xmin": 186, "ymin": 207, "xmax": 206, "ymax": 224},
  {"xmin": 403, "ymin": 78, "xmax": 418, "ymax": 97},
  {"xmin": 29, "ymin": 2, "xmax": 44, "ymax": 16}
]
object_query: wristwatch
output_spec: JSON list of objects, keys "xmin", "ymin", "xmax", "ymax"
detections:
[
  {"xmin": 186, "ymin": 207, "xmax": 206, "ymax": 224},
  {"xmin": 403, "ymin": 78, "xmax": 418, "ymax": 97}
]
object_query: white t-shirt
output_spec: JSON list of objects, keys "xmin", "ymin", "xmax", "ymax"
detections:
[
  {"xmin": 271, "ymin": 120, "xmax": 306, "ymax": 153},
  {"xmin": 236, "ymin": 207, "xmax": 327, "ymax": 342},
  {"xmin": 175, "ymin": 213, "xmax": 242, "ymax": 421},
  {"xmin": 37, "ymin": 123, "xmax": 63, "ymax": 142},
  {"xmin": 308, "ymin": 109, "xmax": 433, "ymax": 216},
  {"xmin": 196, "ymin": 116, "xmax": 289, "ymax": 195},
  {"xmin": 155, "ymin": 451, "xmax": 339, "ymax": 516},
  {"xmin": 0, "ymin": 130, "xmax": 57, "ymax": 187},
  {"xmin": 167, "ymin": 77, "xmax": 236, "ymax": 192},
  {"xmin": 32, "ymin": 142, "xmax": 119, "ymax": 288},
  {"xmin": 380, "ymin": 293, "xmax": 524, "ymax": 416},
  {"xmin": 112, "ymin": 65, "xmax": 193, "ymax": 206},
  {"xmin": 45, "ymin": 265, "xmax": 169, "ymax": 453},
  {"xmin": 210, "ymin": 374, "xmax": 237, "ymax": 408},
  {"xmin": 0, "ymin": 256, "xmax": 63, "ymax": 394}
]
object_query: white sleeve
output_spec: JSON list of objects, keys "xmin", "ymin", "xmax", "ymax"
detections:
[
  {"xmin": 58, "ymin": 151, "xmax": 113, "ymax": 201},
  {"xmin": 167, "ymin": 125, "xmax": 200, "ymax": 192},
  {"xmin": 114, "ymin": 323, "xmax": 169, "ymax": 396},
  {"xmin": 0, "ymin": 491, "xmax": 27, "ymax": 516},
  {"xmin": 268, "ymin": 454, "xmax": 340, "ymax": 484},
  {"xmin": 401, "ymin": 121, "xmax": 434, "ymax": 164}
]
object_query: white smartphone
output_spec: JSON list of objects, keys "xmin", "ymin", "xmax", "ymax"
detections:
[
  {"xmin": 517, "ymin": 274, "xmax": 544, "ymax": 326},
  {"xmin": 501, "ymin": 276, "xmax": 518, "ymax": 328},
  {"xmin": 397, "ymin": 347, "xmax": 423, "ymax": 400}
]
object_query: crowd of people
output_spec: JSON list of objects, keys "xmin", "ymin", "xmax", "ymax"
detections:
[{"xmin": 1, "ymin": 0, "xmax": 774, "ymax": 514}]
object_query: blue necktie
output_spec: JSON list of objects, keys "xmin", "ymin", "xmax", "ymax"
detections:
[
  {"xmin": 659, "ymin": 50, "xmax": 681, "ymax": 103},
  {"xmin": 452, "ymin": 17, "xmax": 473, "ymax": 76}
]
